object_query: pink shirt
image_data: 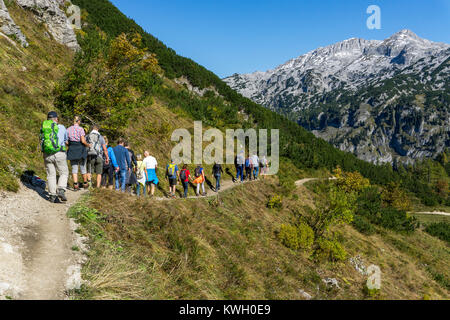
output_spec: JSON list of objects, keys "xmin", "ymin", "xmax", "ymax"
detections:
[{"xmin": 67, "ymin": 124, "xmax": 86, "ymax": 142}]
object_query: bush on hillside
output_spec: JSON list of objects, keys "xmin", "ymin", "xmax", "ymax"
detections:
[
  {"xmin": 278, "ymin": 224, "xmax": 300, "ymax": 250},
  {"xmin": 306, "ymin": 186, "xmax": 355, "ymax": 238},
  {"xmin": 267, "ymin": 195, "xmax": 283, "ymax": 209},
  {"xmin": 315, "ymin": 238, "xmax": 347, "ymax": 262},
  {"xmin": 355, "ymin": 186, "xmax": 417, "ymax": 233},
  {"xmin": 278, "ymin": 222, "xmax": 314, "ymax": 252},
  {"xmin": 381, "ymin": 182, "xmax": 411, "ymax": 212},
  {"xmin": 352, "ymin": 215, "xmax": 376, "ymax": 236},
  {"xmin": 297, "ymin": 222, "xmax": 315, "ymax": 251},
  {"xmin": 425, "ymin": 222, "xmax": 450, "ymax": 243},
  {"xmin": 333, "ymin": 167, "xmax": 370, "ymax": 194}
]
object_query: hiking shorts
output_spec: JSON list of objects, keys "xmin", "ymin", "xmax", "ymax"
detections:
[
  {"xmin": 169, "ymin": 177, "xmax": 177, "ymax": 187},
  {"xmin": 70, "ymin": 159, "xmax": 87, "ymax": 175},
  {"xmin": 87, "ymin": 156, "xmax": 103, "ymax": 175}
]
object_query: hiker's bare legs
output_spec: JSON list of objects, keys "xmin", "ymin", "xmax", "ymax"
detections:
[
  {"xmin": 72, "ymin": 173, "xmax": 78, "ymax": 185},
  {"xmin": 96, "ymin": 174, "xmax": 102, "ymax": 188},
  {"xmin": 151, "ymin": 184, "xmax": 156, "ymax": 196}
]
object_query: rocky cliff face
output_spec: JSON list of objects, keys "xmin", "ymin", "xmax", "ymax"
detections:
[
  {"xmin": 16, "ymin": 0, "xmax": 79, "ymax": 50},
  {"xmin": 0, "ymin": 0, "xmax": 28, "ymax": 46},
  {"xmin": 0, "ymin": 0, "xmax": 79, "ymax": 50},
  {"xmin": 224, "ymin": 30, "xmax": 450, "ymax": 164}
]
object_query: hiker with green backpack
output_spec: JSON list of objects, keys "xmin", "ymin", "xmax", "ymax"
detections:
[
  {"xmin": 40, "ymin": 111, "xmax": 69, "ymax": 203},
  {"xmin": 86, "ymin": 125, "xmax": 109, "ymax": 189},
  {"xmin": 166, "ymin": 159, "xmax": 179, "ymax": 198}
]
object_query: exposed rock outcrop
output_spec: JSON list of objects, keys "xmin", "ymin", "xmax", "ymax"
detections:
[
  {"xmin": 0, "ymin": 0, "xmax": 28, "ymax": 47},
  {"xmin": 16, "ymin": 0, "xmax": 79, "ymax": 50}
]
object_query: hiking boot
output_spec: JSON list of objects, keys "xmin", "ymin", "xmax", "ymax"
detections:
[
  {"xmin": 73, "ymin": 183, "xmax": 80, "ymax": 191},
  {"xmin": 49, "ymin": 195, "xmax": 60, "ymax": 204},
  {"xmin": 83, "ymin": 182, "xmax": 89, "ymax": 189},
  {"xmin": 57, "ymin": 189, "xmax": 67, "ymax": 202}
]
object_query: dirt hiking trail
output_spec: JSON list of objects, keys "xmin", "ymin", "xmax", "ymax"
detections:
[{"xmin": 0, "ymin": 185, "xmax": 86, "ymax": 300}]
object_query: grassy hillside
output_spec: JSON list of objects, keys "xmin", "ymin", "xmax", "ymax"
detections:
[
  {"xmin": 0, "ymin": 2, "xmax": 73, "ymax": 191},
  {"xmin": 68, "ymin": 178, "xmax": 449, "ymax": 300}
]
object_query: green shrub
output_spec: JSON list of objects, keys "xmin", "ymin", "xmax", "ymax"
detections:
[
  {"xmin": 297, "ymin": 222, "xmax": 315, "ymax": 251},
  {"xmin": 355, "ymin": 187, "xmax": 417, "ymax": 233},
  {"xmin": 352, "ymin": 215, "xmax": 376, "ymax": 235},
  {"xmin": 267, "ymin": 195, "xmax": 283, "ymax": 209},
  {"xmin": 278, "ymin": 224, "xmax": 299, "ymax": 250},
  {"xmin": 425, "ymin": 222, "xmax": 450, "ymax": 243},
  {"xmin": 315, "ymin": 238, "xmax": 347, "ymax": 262},
  {"xmin": 377, "ymin": 208, "xmax": 418, "ymax": 233}
]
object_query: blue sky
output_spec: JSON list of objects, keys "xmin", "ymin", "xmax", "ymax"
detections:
[{"xmin": 110, "ymin": 0, "xmax": 450, "ymax": 78}]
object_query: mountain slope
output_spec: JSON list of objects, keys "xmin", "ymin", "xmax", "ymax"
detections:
[
  {"xmin": 224, "ymin": 30, "xmax": 450, "ymax": 164},
  {"xmin": 0, "ymin": 0, "xmax": 74, "ymax": 191},
  {"xmin": 0, "ymin": 0, "xmax": 449, "ymax": 301}
]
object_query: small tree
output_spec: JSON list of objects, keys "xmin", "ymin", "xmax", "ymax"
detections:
[
  {"xmin": 306, "ymin": 186, "xmax": 355, "ymax": 239},
  {"xmin": 333, "ymin": 167, "xmax": 370, "ymax": 194},
  {"xmin": 381, "ymin": 182, "xmax": 411, "ymax": 212}
]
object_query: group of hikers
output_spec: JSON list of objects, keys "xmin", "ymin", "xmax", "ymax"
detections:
[
  {"xmin": 40, "ymin": 112, "xmax": 269, "ymax": 203},
  {"xmin": 234, "ymin": 150, "xmax": 269, "ymax": 183}
]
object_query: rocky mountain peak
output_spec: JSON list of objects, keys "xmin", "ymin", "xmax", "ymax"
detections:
[{"xmin": 224, "ymin": 30, "xmax": 450, "ymax": 164}]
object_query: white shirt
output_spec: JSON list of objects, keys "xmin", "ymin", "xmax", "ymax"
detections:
[
  {"xmin": 251, "ymin": 155, "xmax": 259, "ymax": 167},
  {"xmin": 143, "ymin": 156, "xmax": 158, "ymax": 169}
]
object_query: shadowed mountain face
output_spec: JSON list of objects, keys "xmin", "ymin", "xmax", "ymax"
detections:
[{"xmin": 224, "ymin": 30, "xmax": 450, "ymax": 164}]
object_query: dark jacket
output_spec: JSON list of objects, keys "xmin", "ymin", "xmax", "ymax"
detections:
[
  {"xmin": 213, "ymin": 164, "xmax": 223, "ymax": 176},
  {"xmin": 67, "ymin": 141, "xmax": 87, "ymax": 161}
]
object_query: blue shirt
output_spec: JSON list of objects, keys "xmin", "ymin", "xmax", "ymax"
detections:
[
  {"xmin": 57, "ymin": 124, "xmax": 68, "ymax": 148},
  {"xmin": 107, "ymin": 146, "xmax": 119, "ymax": 169},
  {"xmin": 113, "ymin": 145, "xmax": 131, "ymax": 170}
]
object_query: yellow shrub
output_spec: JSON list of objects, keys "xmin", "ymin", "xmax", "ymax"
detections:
[
  {"xmin": 297, "ymin": 222, "xmax": 314, "ymax": 251},
  {"xmin": 381, "ymin": 182, "xmax": 411, "ymax": 211},
  {"xmin": 333, "ymin": 167, "xmax": 370, "ymax": 193},
  {"xmin": 315, "ymin": 238, "xmax": 347, "ymax": 262},
  {"xmin": 278, "ymin": 224, "xmax": 299, "ymax": 250},
  {"xmin": 267, "ymin": 195, "xmax": 283, "ymax": 209}
]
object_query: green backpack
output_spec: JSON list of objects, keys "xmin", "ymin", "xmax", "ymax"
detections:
[{"xmin": 40, "ymin": 120, "xmax": 63, "ymax": 155}]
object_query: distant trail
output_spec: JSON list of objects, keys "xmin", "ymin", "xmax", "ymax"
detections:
[
  {"xmin": 154, "ymin": 176, "xmax": 333, "ymax": 201},
  {"xmin": 413, "ymin": 211, "xmax": 450, "ymax": 217},
  {"xmin": 154, "ymin": 178, "xmax": 257, "ymax": 201},
  {"xmin": 296, "ymin": 177, "xmax": 336, "ymax": 187}
]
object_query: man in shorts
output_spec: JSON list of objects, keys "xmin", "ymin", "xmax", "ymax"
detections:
[{"xmin": 166, "ymin": 159, "xmax": 179, "ymax": 198}]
